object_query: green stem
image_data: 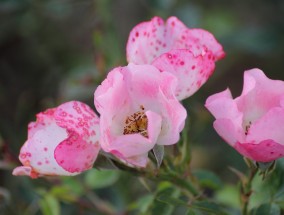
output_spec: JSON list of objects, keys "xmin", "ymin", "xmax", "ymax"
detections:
[
  {"xmin": 154, "ymin": 172, "xmax": 199, "ymax": 197},
  {"xmin": 242, "ymin": 167, "xmax": 258, "ymax": 215}
]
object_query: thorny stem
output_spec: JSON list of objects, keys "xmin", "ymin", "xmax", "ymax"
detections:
[{"xmin": 241, "ymin": 167, "xmax": 258, "ymax": 215}]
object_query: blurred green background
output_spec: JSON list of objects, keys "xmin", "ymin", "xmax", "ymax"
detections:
[{"xmin": 0, "ymin": 0, "xmax": 284, "ymax": 214}]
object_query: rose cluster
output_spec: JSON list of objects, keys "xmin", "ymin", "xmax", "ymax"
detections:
[{"xmin": 14, "ymin": 16, "xmax": 284, "ymax": 179}]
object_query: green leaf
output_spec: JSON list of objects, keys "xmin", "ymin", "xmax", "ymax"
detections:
[
  {"xmin": 39, "ymin": 194, "xmax": 60, "ymax": 215},
  {"xmin": 252, "ymin": 203, "xmax": 280, "ymax": 215},
  {"xmin": 128, "ymin": 194, "xmax": 155, "ymax": 213},
  {"xmin": 84, "ymin": 169, "xmax": 120, "ymax": 189},
  {"xmin": 215, "ymin": 185, "xmax": 240, "ymax": 208},
  {"xmin": 157, "ymin": 194, "xmax": 188, "ymax": 207},
  {"xmin": 193, "ymin": 169, "xmax": 223, "ymax": 190},
  {"xmin": 152, "ymin": 145, "xmax": 164, "ymax": 168},
  {"xmin": 191, "ymin": 201, "xmax": 229, "ymax": 215}
]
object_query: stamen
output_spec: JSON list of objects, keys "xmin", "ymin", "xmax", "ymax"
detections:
[
  {"xmin": 245, "ymin": 121, "xmax": 252, "ymax": 135},
  {"xmin": 123, "ymin": 105, "xmax": 148, "ymax": 138}
]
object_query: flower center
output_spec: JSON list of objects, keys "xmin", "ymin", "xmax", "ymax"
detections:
[
  {"xmin": 245, "ymin": 121, "xmax": 252, "ymax": 135},
  {"xmin": 123, "ymin": 105, "xmax": 148, "ymax": 138}
]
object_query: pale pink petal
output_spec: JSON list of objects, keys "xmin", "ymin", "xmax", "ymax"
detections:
[
  {"xmin": 156, "ymin": 90, "xmax": 187, "ymax": 145},
  {"xmin": 235, "ymin": 140, "xmax": 284, "ymax": 162},
  {"xmin": 205, "ymin": 89, "xmax": 243, "ymax": 126},
  {"xmin": 246, "ymin": 107, "xmax": 284, "ymax": 145},
  {"xmin": 95, "ymin": 67, "xmax": 131, "ymax": 115},
  {"xmin": 125, "ymin": 63, "xmax": 178, "ymax": 104},
  {"xmin": 236, "ymin": 69, "xmax": 284, "ymax": 124},
  {"xmin": 205, "ymin": 89, "xmax": 245, "ymax": 144},
  {"xmin": 213, "ymin": 119, "xmax": 243, "ymax": 146},
  {"xmin": 152, "ymin": 49, "xmax": 215, "ymax": 100},
  {"xmin": 12, "ymin": 166, "xmax": 34, "ymax": 178}
]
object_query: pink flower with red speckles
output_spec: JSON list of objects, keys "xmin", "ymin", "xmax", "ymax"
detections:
[
  {"xmin": 94, "ymin": 63, "xmax": 187, "ymax": 167},
  {"xmin": 205, "ymin": 69, "xmax": 284, "ymax": 162},
  {"xmin": 126, "ymin": 16, "xmax": 225, "ymax": 100},
  {"xmin": 12, "ymin": 101, "xmax": 100, "ymax": 178}
]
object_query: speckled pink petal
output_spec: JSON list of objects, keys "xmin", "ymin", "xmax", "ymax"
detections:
[
  {"xmin": 54, "ymin": 130, "xmax": 100, "ymax": 173},
  {"xmin": 126, "ymin": 16, "xmax": 225, "ymax": 64},
  {"xmin": 17, "ymin": 115, "xmax": 73, "ymax": 176},
  {"xmin": 174, "ymin": 28, "xmax": 225, "ymax": 60},
  {"xmin": 54, "ymin": 101, "xmax": 100, "ymax": 173},
  {"xmin": 13, "ymin": 101, "xmax": 100, "ymax": 178},
  {"xmin": 152, "ymin": 49, "xmax": 215, "ymax": 100},
  {"xmin": 235, "ymin": 140, "xmax": 284, "ymax": 162},
  {"xmin": 127, "ymin": 16, "xmax": 167, "ymax": 64}
]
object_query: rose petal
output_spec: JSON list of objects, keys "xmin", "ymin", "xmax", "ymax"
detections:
[
  {"xmin": 236, "ymin": 69, "xmax": 284, "ymax": 124},
  {"xmin": 126, "ymin": 16, "xmax": 225, "ymax": 64},
  {"xmin": 152, "ymin": 49, "xmax": 215, "ymax": 100},
  {"xmin": 18, "ymin": 116, "xmax": 72, "ymax": 176},
  {"xmin": 235, "ymin": 140, "xmax": 284, "ymax": 162},
  {"xmin": 246, "ymin": 107, "xmax": 284, "ymax": 145}
]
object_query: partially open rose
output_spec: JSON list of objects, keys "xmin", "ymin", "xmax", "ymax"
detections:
[
  {"xmin": 13, "ymin": 101, "xmax": 100, "ymax": 178},
  {"xmin": 205, "ymin": 69, "xmax": 284, "ymax": 162}
]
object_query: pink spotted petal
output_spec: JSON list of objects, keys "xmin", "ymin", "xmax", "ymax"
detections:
[
  {"xmin": 127, "ymin": 16, "xmax": 167, "ymax": 64},
  {"xmin": 176, "ymin": 28, "xmax": 225, "ymax": 61},
  {"xmin": 54, "ymin": 130, "xmax": 100, "ymax": 173},
  {"xmin": 13, "ymin": 101, "xmax": 100, "ymax": 177},
  {"xmin": 54, "ymin": 101, "xmax": 100, "ymax": 142},
  {"xmin": 235, "ymin": 140, "xmax": 284, "ymax": 162},
  {"xmin": 126, "ymin": 16, "xmax": 225, "ymax": 64},
  {"xmin": 152, "ymin": 49, "xmax": 215, "ymax": 100},
  {"xmin": 17, "ymin": 115, "xmax": 73, "ymax": 176}
]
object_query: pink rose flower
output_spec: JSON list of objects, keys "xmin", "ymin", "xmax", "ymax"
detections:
[
  {"xmin": 94, "ymin": 63, "xmax": 187, "ymax": 167},
  {"xmin": 13, "ymin": 101, "xmax": 100, "ymax": 178},
  {"xmin": 126, "ymin": 16, "xmax": 225, "ymax": 100},
  {"xmin": 205, "ymin": 69, "xmax": 284, "ymax": 162}
]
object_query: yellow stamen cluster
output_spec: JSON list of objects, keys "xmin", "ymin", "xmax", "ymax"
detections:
[{"xmin": 123, "ymin": 105, "xmax": 148, "ymax": 138}]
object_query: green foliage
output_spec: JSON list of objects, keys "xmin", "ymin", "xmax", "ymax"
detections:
[{"xmin": 84, "ymin": 169, "xmax": 120, "ymax": 189}]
